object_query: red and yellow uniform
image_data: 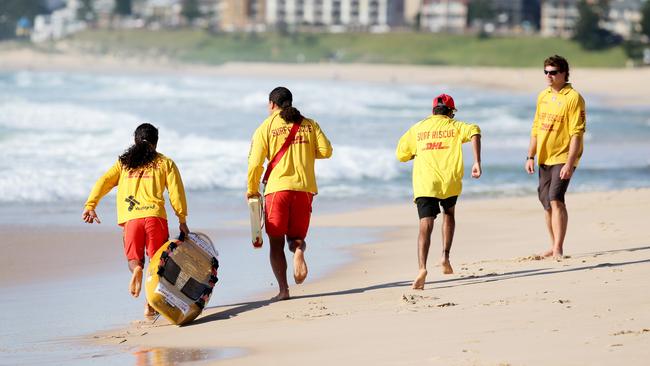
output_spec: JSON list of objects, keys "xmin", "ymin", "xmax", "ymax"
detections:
[
  {"xmin": 531, "ymin": 83, "xmax": 586, "ymax": 166},
  {"xmin": 84, "ymin": 153, "xmax": 187, "ymax": 263},
  {"xmin": 396, "ymin": 115, "xmax": 480, "ymax": 200},
  {"xmin": 248, "ymin": 110, "xmax": 332, "ymax": 239},
  {"xmin": 84, "ymin": 153, "xmax": 187, "ymax": 224},
  {"xmin": 247, "ymin": 110, "xmax": 333, "ymax": 196}
]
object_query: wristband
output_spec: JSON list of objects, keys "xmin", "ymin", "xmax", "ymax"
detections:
[{"xmin": 526, "ymin": 156, "xmax": 535, "ymax": 160}]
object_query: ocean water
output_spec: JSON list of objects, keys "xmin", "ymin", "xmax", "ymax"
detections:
[
  {"xmin": 0, "ymin": 70, "xmax": 649, "ymax": 364},
  {"xmin": 0, "ymin": 70, "xmax": 649, "ymax": 215}
]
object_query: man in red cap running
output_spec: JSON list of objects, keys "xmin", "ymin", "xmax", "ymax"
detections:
[{"xmin": 396, "ymin": 94, "xmax": 482, "ymax": 290}]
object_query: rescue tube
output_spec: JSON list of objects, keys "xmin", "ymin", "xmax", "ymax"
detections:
[
  {"xmin": 145, "ymin": 232, "xmax": 219, "ymax": 325},
  {"xmin": 248, "ymin": 196, "xmax": 263, "ymax": 248}
]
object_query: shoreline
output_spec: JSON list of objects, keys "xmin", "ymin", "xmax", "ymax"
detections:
[
  {"xmin": 92, "ymin": 188, "xmax": 650, "ymax": 365},
  {"xmin": 1, "ymin": 48, "xmax": 650, "ymax": 107}
]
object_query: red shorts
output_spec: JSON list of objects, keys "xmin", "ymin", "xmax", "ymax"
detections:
[
  {"xmin": 121, "ymin": 217, "xmax": 169, "ymax": 264},
  {"xmin": 265, "ymin": 191, "xmax": 313, "ymax": 240}
]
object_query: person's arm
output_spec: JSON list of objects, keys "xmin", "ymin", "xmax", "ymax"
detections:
[
  {"xmin": 560, "ymin": 95, "xmax": 586, "ymax": 180},
  {"xmin": 82, "ymin": 161, "xmax": 121, "ymax": 224},
  {"xmin": 247, "ymin": 125, "xmax": 268, "ymax": 198},
  {"xmin": 312, "ymin": 121, "xmax": 333, "ymax": 159},
  {"xmin": 396, "ymin": 128, "xmax": 415, "ymax": 162},
  {"xmin": 471, "ymin": 134, "xmax": 482, "ymax": 178},
  {"xmin": 526, "ymin": 96, "xmax": 542, "ymax": 174},
  {"xmin": 560, "ymin": 134, "xmax": 582, "ymax": 180},
  {"xmin": 457, "ymin": 121, "xmax": 482, "ymax": 178},
  {"xmin": 525, "ymin": 135, "xmax": 537, "ymax": 174},
  {"xmin": 166, "ymin": 160, "xmax": 188, "ymax": 234}
]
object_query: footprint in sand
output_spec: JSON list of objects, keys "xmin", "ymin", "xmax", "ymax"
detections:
[
  {"xmin": 401, "ymin": 294, "xmax": 429, "ymax": 305},
  {"xmin": 611, "ymin": 329, "xmax": 650, "ymax": 336},
  {"xmin": 435, "ymin": 302, "xmax": 458, "ymax": 308}
]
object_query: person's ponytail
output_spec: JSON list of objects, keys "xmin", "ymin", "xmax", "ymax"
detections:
[
  {"xmin": 280, "ymin": 105, "xmax": 303, "ymax": 124},
  {"xmin": 270, "ymin": 86, "xmax": 303, "ymax": 124},
  {"xmin": 119, "ymin": 123, "xmax": 159, "ymax": 170}
]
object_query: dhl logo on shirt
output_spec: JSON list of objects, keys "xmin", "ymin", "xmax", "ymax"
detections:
[
  {"xmin": 422, "ymin": 141, "xmax": 449, "ymax": 150},
  {"xmin": 538, "ymin": 112, "xmax": 564, "ymax": 132},
  {"xmin": 291, "ymin": 135, "xmax": 310, "ymax": 145},
  {"xmin": 127, "ymin": 169, "xmax": 152, "ymax": 179}
]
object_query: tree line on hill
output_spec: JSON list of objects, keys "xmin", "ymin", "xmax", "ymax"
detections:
[{"xmin": 2, "ymin": 0, "xmax": 650, "ymax": 64}]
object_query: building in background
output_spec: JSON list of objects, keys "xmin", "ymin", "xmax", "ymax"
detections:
[
  {"xmin": 491, "ymin": 0, "xmax": 540, "ymax": 34},
  {"xmin": 541, "ymin": 0, "xmax": 643, "ymax": 39},
  {"xmin": 265, "ymin": 0, "xmax": 404, "ymax": 32},
  {"xmin": 404, "ymin": 0, "xmax": 422, "ymax": 25},
  {"xmin": 31, "ymin": 0, "xmax": 87, "ymax": 42},
  {"xmin": 602, "ymin": 0, "xmax": 643, "ymax": 39},
  {"xmin": 420, "ymin": 0, "xmax": 467, "ymax": 33},
  {"xmin": 220, "ymin": 0, "xmax": 266, "ymax": 31},
  {"xmin": 540, "ymin": 0, "xmax": 580, "ymax": 38}
]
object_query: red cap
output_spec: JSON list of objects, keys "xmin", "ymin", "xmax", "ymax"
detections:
[{"xmin": 433, "ymin": 94, "xmax": 456, "ymax": 111}]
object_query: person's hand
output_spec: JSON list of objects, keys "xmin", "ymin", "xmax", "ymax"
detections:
[
  {"xmin": 471, "ymin": 162, "xmax": 482, "ymax": 178},
  {"xmin": 246, "ymin": 192, "xmax": 261, "ymax": 200},
  {"xmin": 82, "ymin": 209, "xmax": 101, "ymax": 224},
  {"xmin": 525, "ymin": 159, "xmax": 535, "ymax": 174},
  {"xmin": 559, "ymin": 164, "xmax": 573, "ymax": 180},
  {"xmin": 179, "ymin": 223, "xmax": 190, "ymax": 236}
]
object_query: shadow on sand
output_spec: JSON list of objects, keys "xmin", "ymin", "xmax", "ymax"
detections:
[{"xmin": 189, "ymin": 245, "xmax": 650, "ymax": 326}]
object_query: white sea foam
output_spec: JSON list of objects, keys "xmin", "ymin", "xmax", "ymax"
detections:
[{"xmin": 0, "ymin": 71, "xmax": 648, "ymax": 205}]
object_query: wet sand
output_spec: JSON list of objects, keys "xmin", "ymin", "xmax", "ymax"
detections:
[{"xmin": 94, "ymin": 189, "xmax": 650, "ymax": 365}]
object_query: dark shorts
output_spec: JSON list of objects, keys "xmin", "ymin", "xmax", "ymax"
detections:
[
  {"xmin": 415, "ymin": 196, "xmax": 458, "ymax": 219},
  {"xmin": 538, "ymin": 164, "xmax": 573, "ymax": 210}
]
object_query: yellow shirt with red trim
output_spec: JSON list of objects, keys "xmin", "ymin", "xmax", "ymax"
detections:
[
  {"xmin": 84, "ymin": 153, "xmax": 188, "ymax": 225},
  {"xmin": 247, "ymin": 110, "xmax": 333, "ymax": 196},
  {"xmin": 396, "ymin": 115, "xmax": 481, "ymax": 200},
  {"xmin": 531, "ymin": 83, "xmax": 586, "ymax": 166}
]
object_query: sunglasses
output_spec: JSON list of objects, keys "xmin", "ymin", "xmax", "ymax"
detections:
[{"xmin": 544, "ymin": 70, "xmax": 561, "ymax": 75}]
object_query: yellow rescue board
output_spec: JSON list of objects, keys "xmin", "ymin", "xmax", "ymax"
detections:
[{"xmin": 145, "ymin": 232, "xmax": 219, "ymax": 325}]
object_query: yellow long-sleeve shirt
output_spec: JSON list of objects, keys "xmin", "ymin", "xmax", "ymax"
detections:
[
  {"xmin": 84, "ymin": 153, "xmax": 188, "ymax": 225},
  {"xmin": 396, "ymin": 115, "xmax": 481, "ymax": 200},
  {"xmin": 247, "ymin": 110, "xmax": 333, "ymax": 196},
  {"xmin": 531, "ymin": 83, "xmax": 586, "ymax": 166}
]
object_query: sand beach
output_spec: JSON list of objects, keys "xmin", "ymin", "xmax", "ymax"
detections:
[{"xmin": 63, "ymin": 189, "xmax": 650, "ymax": 365}]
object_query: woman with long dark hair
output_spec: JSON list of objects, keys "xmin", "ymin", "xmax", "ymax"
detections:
[
  {"xmin": 247, "ymin": 86, "xmax": 333, "ymax": 301},
  {"xmin": 82, "ymin": 123, "xmax": 189, "ymax": 318}
]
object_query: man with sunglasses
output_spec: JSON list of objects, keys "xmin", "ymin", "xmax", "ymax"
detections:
[
  {"xmin": 397, "ymin": 94, "xmax": 482, "ymax": 290},
  {"xmin": 526, "ymin": 55, "xmax": 586, "ymax": 258}
]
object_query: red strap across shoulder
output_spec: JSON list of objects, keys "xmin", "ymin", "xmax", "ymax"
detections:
[{"xmin": 262, "ymin": 121, "xmax": 301, "ymax": 185}]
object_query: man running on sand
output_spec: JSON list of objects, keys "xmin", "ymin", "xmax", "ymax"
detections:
[
  {"xmin": 525, "ymin": 55, "xmax": 586, "ymax": 258},
  {"xmin": 247, "ymin": 87, "xmax": 332, "ymax": 301},
  {"xmin": 397, "ymin": 94, "xmax": 481, "ymax": 290},
  {"xmin": 82, "ymin": 123, "xmax": 189, "ymax": 318}
]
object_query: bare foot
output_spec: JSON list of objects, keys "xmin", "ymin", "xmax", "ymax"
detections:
[
  {"xmin": 541, "ymin": 249, "xmax": 554, "ymax": 258},
  {"xmin": 412, "ymin": 269, "xmax": 427, "ymax": 290},
  {"xmin": 129, "ymin": 266, "xmax": 143, "ymax": 298},
  {"xmin": 441, "ymin": 258, "xmax": 454, "ymax": 274},
  {"xmin": 144, "ymin": 303, "xmax": 158, "ymax": 319},
  {"xmin": 293, "ymin": 247, "xmax": 308, "ymax": 284},
  {"xmin": 271, "ymin": 290, "xmax": 290, "ymax": 301}
]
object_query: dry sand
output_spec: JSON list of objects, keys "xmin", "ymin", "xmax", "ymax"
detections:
[
  {"xmin": 1, "ymin": 48, "xmax": 650, "ymax": 107},
  {"xmin": 93, "ymin": 189, "xmax": 650, "ymax": 366}
]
